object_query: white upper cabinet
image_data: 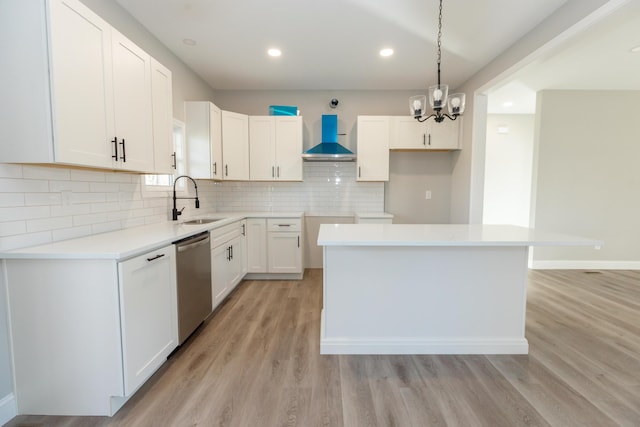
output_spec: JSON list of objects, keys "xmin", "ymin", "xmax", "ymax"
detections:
[
  {"xmin": 356, "ymin": 116, "xmax": 390, "ymax": 181},
  {"xmin": 249, "ymin": 116, "xmax": 303, "ymax": 181},
  {"xmin": 45, "ymin": 0, "xmax": 115, "ymax": 168},
  {"xmin": 150, "ymin": 59, "xmax": 174, "ymax": 174},
  {"xmin": 0, "ymin": 0, "xmax": 170, "ymax": 173},
  {"xmin": 221, "ymin": 111, "xmax": 250, "ymax": 180},
  {"xmin": 390, "ymin": 116, "xmax": 461, "ymax": 150},
  {"xmin": 185, "ymin": 102, "xmax": 223, "ymax": 179},
  {"xmin": 111, "ymin": 29, "xmax": 154, "ymax": 172}
]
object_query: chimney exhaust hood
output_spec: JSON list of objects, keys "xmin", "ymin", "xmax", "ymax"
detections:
[{"xmin": 302, "ymin": 115, "xmax": 356, "ymax": 162}]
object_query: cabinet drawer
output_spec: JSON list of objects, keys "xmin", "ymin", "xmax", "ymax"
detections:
[
  {"xmin": 267, "ymin": 218, "xmax": 301, "ymax": 232},
  {"xmin": 211, "ymin": 221, "xmax": 242, "ymax": 248}
]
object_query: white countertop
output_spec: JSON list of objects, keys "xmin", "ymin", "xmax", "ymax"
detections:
[
  {"xmin": 354, "ymin": 212, "xmax": 394, "ymax": 219},
  {"xmin": 1, "ymin": 212, "xmax": 303, "ymax": 260},
  {"xmin": 317, "ymin": 224, "xmax": 602, "ymax": 247}
]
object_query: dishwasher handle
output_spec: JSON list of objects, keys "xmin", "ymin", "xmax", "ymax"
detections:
[{"xmin": 175, "ymin": 232, "xmax": 210, "ymax": 252}]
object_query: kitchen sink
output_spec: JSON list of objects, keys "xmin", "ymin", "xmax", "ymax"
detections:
[{"xmin": 182, "ymin": 218, "xmax": 222, "ymax": 225}]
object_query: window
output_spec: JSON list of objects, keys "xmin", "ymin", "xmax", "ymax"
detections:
[{"xmin": 143, "ymin": 119, "xmax": 186, "ymax": 193}]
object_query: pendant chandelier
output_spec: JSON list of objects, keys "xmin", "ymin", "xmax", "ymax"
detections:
[{"xmin": 410, "ymin": 0, "xmax": 465, "ymax": 123}]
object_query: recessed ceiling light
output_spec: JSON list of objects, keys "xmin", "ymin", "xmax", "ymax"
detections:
[
  {"xmin": 268, "ymin": 48, "xmax": 282, "ymax": 57},
  {"xmin": 503, "ymin": 101, "xmax": 514, "ymax": 108},
  {"xmin": 182, "ymin": 38, "xmax": 196, "ymax": 46},
  {"xmin": 630, "ymin": 45, "xmax": 640, "ymax": 53},
  {"xmin": 380, "ymin": 48, "xmax": 394, "ymax": 57}
]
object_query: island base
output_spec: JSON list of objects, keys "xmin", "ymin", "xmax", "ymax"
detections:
[{"xmin": 321, "ymin": 245, "xmax": 530, "ymax": 355}]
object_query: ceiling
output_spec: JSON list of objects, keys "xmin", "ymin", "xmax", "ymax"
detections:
[
  {"xmin": 114, "ymin": 0, "xmax": 640, "ymax": 115},
  {"xmin": 114, "ymin": 0, "xmax": 569, "ymax": 91},
  {"xmin": 487, "ymin": 0, "xmax": 640, "ymax": 114}
]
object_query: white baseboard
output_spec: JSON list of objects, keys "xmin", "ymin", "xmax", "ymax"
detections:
[
  {"xmin": 320, "ymin": 338, "xmax": 529, "ymax": 355},
  {"xmin": 530, "ymin": 260, "xmax": 640, "ymax": 270},
  {"xmin": 0, "ymin": 393, "xmax": 17, "ymax": 425}
]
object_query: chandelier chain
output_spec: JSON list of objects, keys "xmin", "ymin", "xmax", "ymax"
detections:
[{"xmin": 436, "ymin": 0, "xmax": 443, "ymax": 86}]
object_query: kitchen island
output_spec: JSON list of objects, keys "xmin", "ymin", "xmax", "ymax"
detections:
[{"xmin": 317, "ymin": 224, "xmax": 600, "ymax": 355}]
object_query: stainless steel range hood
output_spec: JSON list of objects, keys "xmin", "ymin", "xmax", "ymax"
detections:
[{"xmin": 302, "ymin": 115, "xmax": 356, "ymax": 162}]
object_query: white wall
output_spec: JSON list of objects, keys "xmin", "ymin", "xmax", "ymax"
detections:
[
  {"xmin": 530, "ymin": 90, "xmax": 640, "ymax": 268},
  {"xmin": 483, "ymin": 114, "xmax": 535, "ymax": 227},
  {"xmin": 450, "ymin": 0, "xmax": 613, "ymax": 223}
]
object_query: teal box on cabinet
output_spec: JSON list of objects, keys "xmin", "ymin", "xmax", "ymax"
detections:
[{"xmin": 269, "ymin": 105, "xmax": 298, "ymax": 116}]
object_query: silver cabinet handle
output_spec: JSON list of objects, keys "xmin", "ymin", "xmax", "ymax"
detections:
[
  {"xmin": 297, "ymin": 235, "xmax": 300, "ymax": 248},
  {"xmin": 428, "ymin": 134, "xmax": 431, "ymax": 146},
  {"xmin": 213, "ymin": 162, "xmax": 217, "ymax": 175},
  {"xmin": 272, "ymin": 166, "xmax": 275, "ymax": 177},
  {"xmin": 225, "ymin": 165, "xmax": 228, "ymax": 176},
  {"xmin": 358, "ymin": 166, "xmax": 361, "ymax": 178},
  {"xmin": 277, "ymin": 166, "xmax": 280, "ymax": 178},
  {"xmin": 172, "ymin": 152, "xmax": 177, "ymax": 169}
]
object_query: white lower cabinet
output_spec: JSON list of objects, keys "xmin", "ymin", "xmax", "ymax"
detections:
[
  {"xmin": 118, "ymin": 245, "xmax": 178, "ymax": 395},
  {"xmin": 246, "ymin": 218, "xmax": 268, "ymax": 272},
  {"xmin": 4, "ymin": 244, "xmax": 178, "ymax": 416},
  {"xmin": 267, "ymin": 231, "xmax": 302, "ymax": 273},
  {"xmin": 246, "ymin": 217, "xmax": 303, "ymax": 275},
  {"xmin": 211, "ymin": 221, "xmax": 246, "ymax": 309}
]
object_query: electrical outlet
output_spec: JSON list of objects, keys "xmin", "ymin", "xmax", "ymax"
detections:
[{"xmin": 425, "ymin": 191, "xmax": 432, "ymax": 200}]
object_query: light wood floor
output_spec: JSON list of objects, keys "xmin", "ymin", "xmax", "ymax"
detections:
[{"xmin": 6, "ymin": 268, "xmax": 640, "ymax": 427}]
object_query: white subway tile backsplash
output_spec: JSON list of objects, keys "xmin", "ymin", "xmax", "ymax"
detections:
[
  {"xmin": 0, "ymin": 193, "xmax": 25, "ymax": 207},
  {"xmin": 194, "ymin": 162, "xmax": 383, "ymax": 215},
  {"xmin": 50, "ymin": 204, "xmax": 92, "ymax": 217},
  {"xmin": 0, "ymin": 221, "xmax": 27, "ymax": 237},
  {"xmin": 22, "ymin": 165, "xmax": 71, "ymax": 181},
  {"xmin": 0, "ymin": 164, "xmax": 23, "ymax": 178},
  {"xmin": 26, "ymin": 216, "xmax": 73, "ymax": 233},
  {"xmin": 0, "ymin": 178, "xmax": 49, "ymax": 193},
  {"xmin": 49, "ymin": 180, "xmax": 91, "ymax": 192},
  {"xmin": 69, "ymin": 169, "xmax": 106, "ymax": 182},
  {"xmin": 0, "ymin": 206, "xmax": 50, "ymax": 222},
  {"xmin": 70, "ymin": 192, "xmax": 107, "ymax": 204},
  {"xmin": 92, "ymin": 220, "xmax": 122, "ymax": 234},
  {"xmin": 52, "ymin": 225, "xmax": 92, "ymax": 242},
  {"xmin": 25, "ymin": 192, "xmax": 62, "ymax": 206},
  {"xmin": 0, "ymin": 162, "xmax": 383, "ymax": 251},
  {"xmin": 0, "ymin": 231, "xmax": 52, "ymax": 251},
  {"xmin": 73, "ymin": 212, "xmax": 108, "ymax": 227},
  {"xmin": 89, "ymin": 182, "xmax": 120, "ymax": 193}
]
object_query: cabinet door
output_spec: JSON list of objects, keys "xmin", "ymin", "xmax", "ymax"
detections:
[
  {"xmin": 221, "ymin": 110, "xmax": 249, "ymax": 180},
  {"xmin": 186, "ymin": 102, "xmax": 223, "ymax": 179},
  {"xmin": 111, "ymin": 29, "xmax": 154, "ymax": 172},
  {"xmin": 390, "ymin": 116, "xmax": 427, "ymax": 149},
  {"xmin": 150, "ymin": 58, "xmax": 173, "ymax": 174},
  {"xmin": 228, "ymin": 236, "xmax": 244, "ymax": 289},
  {"xmin": 246, "ymin": 218, "xmax": 267, "ymax": 273},
  {"xmin": 49, "ymin": 0, "xmax": 114, "ymax": 168},
  {"xmin": 249, "ymin": 116, "xmax": 276, "ymax": 180},
  {"xmin": 268, "ymin": 232, "xmax": 302, "ymax": 273},
  {"xmin": 240, "ymin": 220, "xmax": 248, "ymax": 276},
  {"xmin": 211, "ymin": 243, "xmax": 231, "ymax": 308},
  {"xmin": 210, "ymin": 104, "xmax": 223, "ymax": 179},
  {"xmin": 357, "ymin": 116, "xmax": 390, "ymax": 181},
  {"xmin": 427, "ymin": 118, "xmax": 461, "ymax": 149},
  {"xmin": 118, "ymin": 245, "xmax": 178, "ymax": 396},
  {"xmin": 275, "ymin": 116, "xmax": 303, "ymax": 181}
]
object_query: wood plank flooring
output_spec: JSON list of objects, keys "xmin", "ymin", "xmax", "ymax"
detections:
[{"xmin": 5, "ymin": 268, "xmax": 640, "ymax": 427}]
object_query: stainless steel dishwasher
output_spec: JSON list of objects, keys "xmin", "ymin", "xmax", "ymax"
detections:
[{"xmin": 174, "ymin": 231, "xmax": 212, "ymax": 344}]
